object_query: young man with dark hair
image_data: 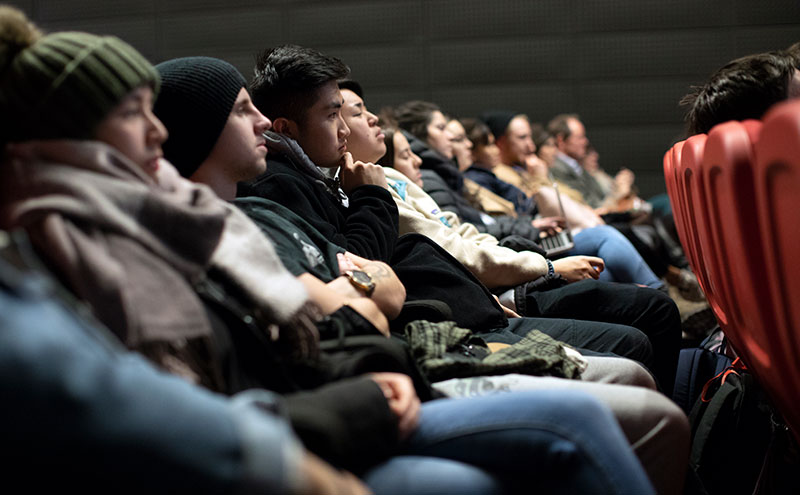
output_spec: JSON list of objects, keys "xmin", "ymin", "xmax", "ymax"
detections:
[
  {"xmin": 247, "ymin": 45, "xmax": 396, "ymax": 262},
  {"xmin": 681, "ymin": 51, "xmax": 800, "ymax": 136}
]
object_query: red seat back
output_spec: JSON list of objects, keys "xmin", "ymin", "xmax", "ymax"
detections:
[
  {"xmin": 663, "ymin": 141, "xmax": 689, "ymax": 257},
  {"xmin": 676, "ymin": 134, "xmax": 713, "ymax": 299},
  {"xmin": 751, "ymin": 99, "xmax": 800, "ymax": 442},
  {"xmin": 702, "ymin": 121, "xmax": 771, "ymax": 372}
]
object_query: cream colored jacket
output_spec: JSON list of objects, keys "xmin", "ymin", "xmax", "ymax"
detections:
[{"xmin": 383, "ymin": 167, "xmax": 549, "ymax": 288}]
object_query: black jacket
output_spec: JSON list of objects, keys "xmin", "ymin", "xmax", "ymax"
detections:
[
  {"xmin": 238, "ymin": 134, "xmax": 507, "ymax": 332},
  {"xmin": 421, "ymin": 170, "xmax": 543, "ymax": 243},
  {"xmin": 238, "ymin": 133, "xmax": 399, "ymax": 262},
  {"xmin": 403, "ymin": 132, "xmax": 543, "ymax": 242}
]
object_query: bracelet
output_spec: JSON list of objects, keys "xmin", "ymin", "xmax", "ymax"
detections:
[{"xmin": 546, "ymin": 259, "xmax": 555, "ymax": 277}]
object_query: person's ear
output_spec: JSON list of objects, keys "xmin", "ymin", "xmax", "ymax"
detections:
[
  {"xmin": 495, "ymin": 135, "xmax": 507, "ymax": 151},
  {"xmin": 555, "ymin": 134, "xmax": 567, "ymax": 150},
  {"xmin": 272, "ymin": 118, "xmax": 298, "ymax": 138}
]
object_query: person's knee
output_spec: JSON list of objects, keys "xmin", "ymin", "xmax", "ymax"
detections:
[
  {"xmin": 637, "ymin": 390, "xmax": 690, "ymax": 454},
  {"xmin": 612, "ymin": 325, "xmax": 655, "ymax": 364},
  {"xmin": 364, "ymin": 456, "xmax": 503, "ymax": 495},
  {"xmin": 581, "ymin": 356, "xmax": 657, "ymax": 388},
  {"xmin": 621, "ymin": 359, "xmax": 658, "ymax": 389},
  {"xmin": 643, "ymin": 287, "xmax": 681, "ymax": 326}
]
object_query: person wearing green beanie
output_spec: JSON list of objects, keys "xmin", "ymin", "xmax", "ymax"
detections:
[{"xmin": 0, "ymin": 6, "xmax": 159, "ymax": 146}]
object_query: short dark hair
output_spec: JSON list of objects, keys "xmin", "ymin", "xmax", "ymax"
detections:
[
  {"xmin": 394, "ymin": 100, "xmax": 442, "ymax": 141},
  {"xmin": 681, "ymin": 51, "xmax": 795, "ymax": 136},
  {"xmin": 547, "ymin": 113, "xmax": 580, "ymax": 140},
  {"xmin": 338, "ymin": 78, "xmax": 364, "ymax": 98},
  {"xmin": 250, "ymin": 44, "xmax": 350, "ymax": 123},
  {"xmin": 530, "ymin": 122, "xmax": 552, "ymax": 150},
  {"xmin": 785, "ymin": 41, "xmax": 800, "ymax": 69},
  {"xmin": 461, "ymin": 118, "xmax": 492, "ymax": 148}
]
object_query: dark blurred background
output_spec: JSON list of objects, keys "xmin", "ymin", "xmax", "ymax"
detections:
[{"xmin": 7, "ymin": 0, "xmax": 799, "ymax": 197}]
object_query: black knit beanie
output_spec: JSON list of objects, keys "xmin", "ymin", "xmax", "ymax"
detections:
[
  {"xmin": 479, "ymin": 110, "xmax": 518, "ymax": 139},
  {"xmin": 154, "ymin": 56, "xmax": 246, "ymax": 178},
  {"xmin": 0, "ymin": 6, "xmax": 158, "ymax": 144}
]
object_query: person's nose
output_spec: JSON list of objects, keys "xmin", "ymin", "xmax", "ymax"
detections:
[
  {"xmin": 256, "ymin": 112, "xmax": 272, "ymax": 134},
  {"xmin": 147, "ymin": 109, "xmax": 168, "ymax": 145}
]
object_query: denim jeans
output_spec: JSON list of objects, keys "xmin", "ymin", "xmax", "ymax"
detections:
[
  {"xmin": 364, "ymin": 456, "xmax": 505, "ymax": 494},
  {"xmin": 393, "ymin": 390, "xmax": 655, "ymax": 495},
  {"xmin": 570, "ymin": 225, "xmax": 664, "ymax": 289},
  {"xmin": 434, "ymin": 373, "xmax": 689, "ymax": 495}
]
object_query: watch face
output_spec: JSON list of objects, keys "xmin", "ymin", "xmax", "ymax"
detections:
[{"xmin": 350, "ymin": 270, "xmax": 372, "ymax": 285}]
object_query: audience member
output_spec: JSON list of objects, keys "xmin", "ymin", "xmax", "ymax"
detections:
[{"xmin": 546, "ymin": 113, "xmax": 609, "ymax": 208}]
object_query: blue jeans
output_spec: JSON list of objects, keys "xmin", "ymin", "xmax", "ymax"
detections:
[
  {"xmin": 386, "ymin": 391, "xmax": 656, "ymax": 495},
  {"xmin": 364, "ymin": 456, "xmax": 504, "ymax": 494},
  {"xmin": 570, "ymin": 225, "xmax": 664, "ymax": 289}
]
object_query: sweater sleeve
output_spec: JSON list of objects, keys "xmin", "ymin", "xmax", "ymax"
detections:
[
  {"xmin": 283, "ymin": 376, "xmax": 399, "ymax": 474},
  {"xmin": 241, "ymin": 165, "xmax": 398, "ymax": 262},
  {"xmin": 341, "ymin": 184, "xmax": 399, "ymax": 261},
  {"xmin": 483, "ymin": 215, "xmax": 542, "ymax": 242},
  {"xmin": 389, "ymin": 174, "xmax": 548, "ymax": 288}
]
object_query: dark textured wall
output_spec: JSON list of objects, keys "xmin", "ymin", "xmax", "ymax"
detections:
[{"xmin": 7, "ymin": 0, "xmax": 800, "ymax": 197}]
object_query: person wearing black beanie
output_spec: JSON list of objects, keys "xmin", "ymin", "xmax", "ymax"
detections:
[
  {"xmin": 154, "ymin": 56, "xmax": 270, "ymax": 195},
  {"xmin": 478, "ymin": 110, "xmax": 517, "ymax": 142}
]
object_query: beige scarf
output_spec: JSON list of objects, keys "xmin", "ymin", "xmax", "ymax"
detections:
[{"xmin": 1, "ymin": 140, "xmax": 309, "ymax": 353}]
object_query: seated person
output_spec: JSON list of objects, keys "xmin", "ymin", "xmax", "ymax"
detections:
[
  {"xmin": 0, "ymin": 14, "xmax": 661, "ymax": 493},
  {"xmin": 681, "ymin": 50, "xmax": 800, "ymax": 135},
  {"xmin": 543, "ymin": 113, "xmax": 610, "ymax": 209},
  {"xmin": 150, "ymin": 54, "xmax": 688, "ymax": 495},
  {"xmin": 451, "ymin": 119, "xmax": 536, "ymax": 216}
]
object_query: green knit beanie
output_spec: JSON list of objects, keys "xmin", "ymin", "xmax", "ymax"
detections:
[{"xmin": 0, "ymin": 6, "xmax": 159, "ymax": 143}]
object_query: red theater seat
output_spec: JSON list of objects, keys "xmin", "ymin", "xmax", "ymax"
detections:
[
  {"xmin": 750, "ymin": 100, "xmax": 800, "ymax": 443},
  {"xmin": 675, "ymin": 134, "xmax": 712, "ymax": 300}
]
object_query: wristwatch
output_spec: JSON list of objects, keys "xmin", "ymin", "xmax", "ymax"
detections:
[{"xmin": 343, "ymin": 270, "xmax": 376, "ymax": 297}]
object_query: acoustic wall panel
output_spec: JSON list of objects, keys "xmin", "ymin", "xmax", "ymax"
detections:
[
  {"xmin": 285, "ymin": 1, "xmax": 422, "ymax": 47},
  {"xmin": 430, "ymin": 83, "xmax": 575, "ymax": 122},
  {"xmin": 427, "ymin": 0, "xmax": 570, "ymax": 40},
  {"xmin": 576, "ymin": 78, "xmax": 699, "ymax": 126},
  {"xmin": 574, "ymin": 0, "xmax": 733, "ymax": 31},
  {"xmin": 156, "ymin": 8, "xmax": 283, "ymax": 58},
  {"xmin": 327, "ymin": 44, "xmax": 427, "ymax": 90},
  {"xmin": 155, "ymin": 0, "xmax": 281, "ymax": 14},
  {"xmin": 428, "ymin": 37, "xmax": 570, "ymax": 85},
  {"xmin": 589, "ymin": 124, "xmax": 686, "ymax": 172},
  {"xmin": 733, "ymin": 0, "xmax": 800, "ymax": 25},
  {"xmin": 35, "ymin": 0, "xmax": 155, "ymax": 21},
  {"xmin": 575, "ymin": 31, "xmax": 738, "ymax": 79},
  {"xmin": 4, "ymin": 0, "xmax": 798, "ymax": 196}
]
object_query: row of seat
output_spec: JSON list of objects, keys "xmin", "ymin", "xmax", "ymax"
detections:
[{"xmin": 664, "ymin": 99, "xmax": 800, "ymax": 444}]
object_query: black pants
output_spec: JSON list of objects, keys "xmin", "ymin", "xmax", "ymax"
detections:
[
  {"xmin": 480, "ymin": 315, "xmax": 654, "ymax": 364},
  {"xmin": 510, "ymin": 279, "xmax": 681, "ymax": 394}
]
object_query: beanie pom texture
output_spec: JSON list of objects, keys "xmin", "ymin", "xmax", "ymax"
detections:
[{"xmin": 0, "ymin": 6, "xmax": 42, "ymax": 75}]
